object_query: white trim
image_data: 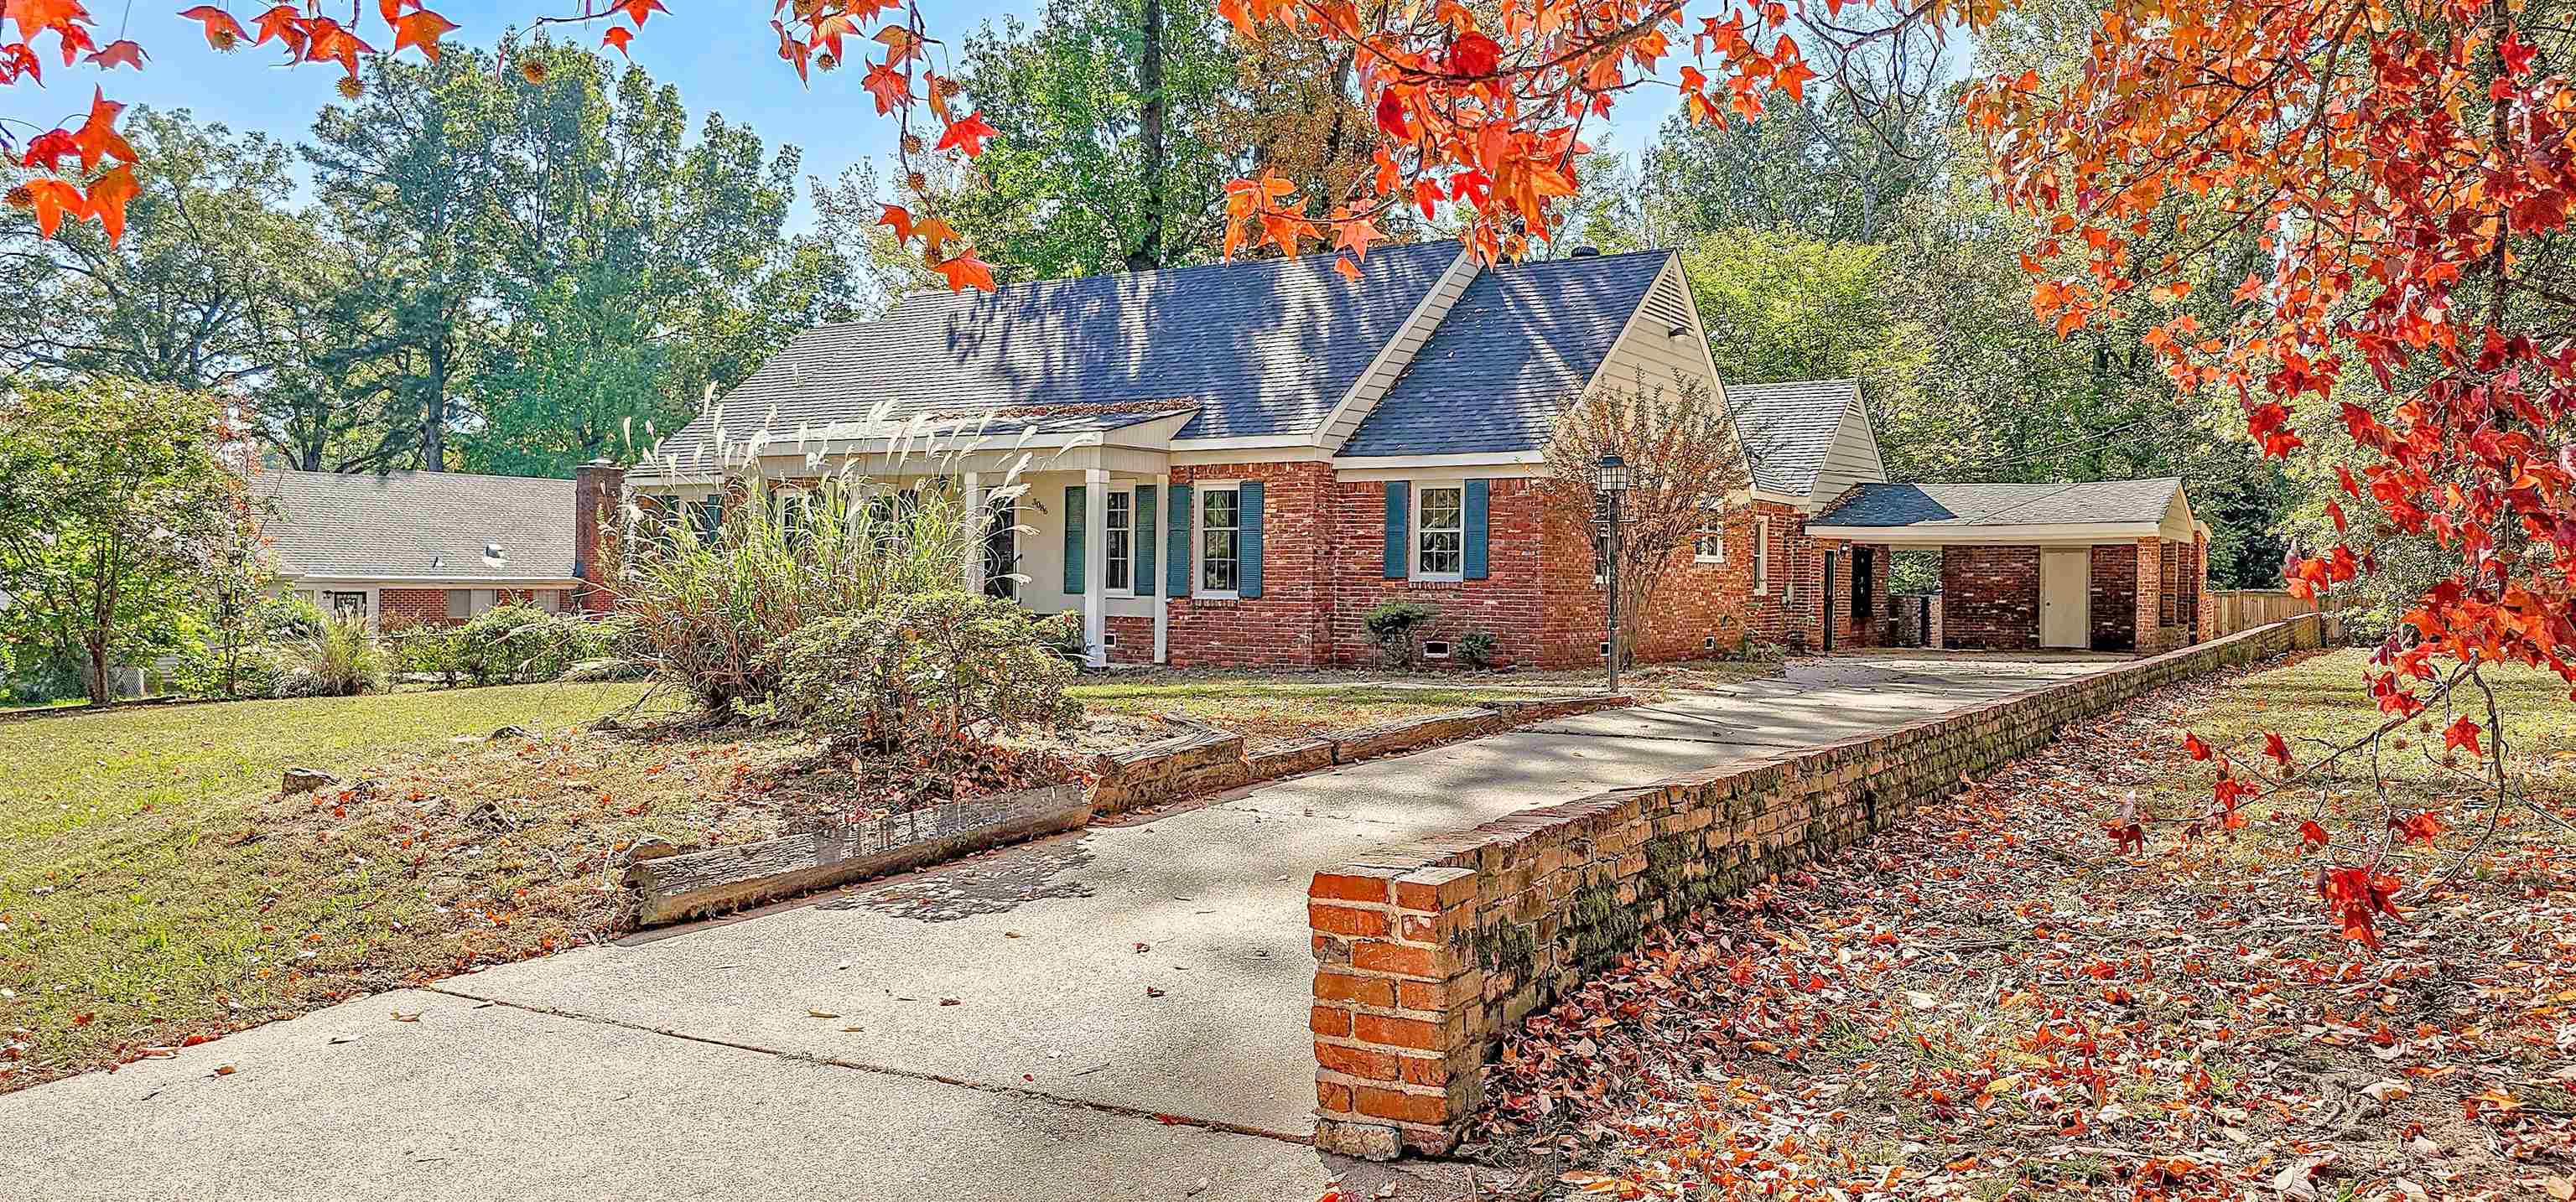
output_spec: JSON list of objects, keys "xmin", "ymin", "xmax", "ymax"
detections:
[
  {"xmin": 1192, "ymin": 481, "xmax": 1244, "ymax": 600},
  {"xmin": 1316, "ymin": 248, "xmax": 1483, "ymax": 453},
  {"xmin": 1332, "ymin": 451, "xmax": 1543, "ymax": 474},
  {"xmin": 1101, "ymin": 484, "xmax": 1140, "ymax": 598},
  {"xmin": 283, "ymin": 573, "xmax": 584, "ymax": 587},
  {"xmin": 1573, "ymin": 254, "xmax": 1664, "ymax": 401},
  {"xmin": 1753, "ymin": 520, "xmax": 1771, "ymax": 595},
  {"xmin": 1693, "ymin": 507, "xmax": 1727, "ymax": 564},
  {"xmin": 1168, "ymin": 435, "xmax": 1316, "ymax": 452},
  {"xmin": 1804, "ymin": 521, "xmax": 2164, "ymax": 546},
  {"xmin": 1083, "ymin": 469, "xmax": 1109, "ymax": 667},
  {"xmin": 1410, "ymin": 479, "xmax": 1468, "ymax": 582},
  {"xmin": 1749, "ymin": 488, "xmax": 1810, "ymax": 510}
]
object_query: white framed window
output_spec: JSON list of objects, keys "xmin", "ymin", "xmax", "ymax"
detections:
[
  {"xmin": 1753, "ymin": 520, "xmax": 1771, "ymax": 595},
  {"xmin": 1197, "ymin": 484, "xmax": 1241, "ymax": 597},
  {"xmin": 1414, "ymin": 482, "xmax": 1466, "ymax": 581},
  {"xmin": 1104, "ymin": 487, "xmax": 1135, "ymax": 595},
  {"xmin": 1695, "ymin": 508, "xmax": 1726, "ymax": 564},
  {"xmin": 325, "ymin": 591, "xmax": 368, "ymax": 620}
]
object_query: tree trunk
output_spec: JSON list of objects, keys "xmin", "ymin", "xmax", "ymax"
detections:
[
  {"xmin": 85, "ymin": 637, "xmax": 113, "ymax": 706},
  {"xmin": 1124, "ymin": 0, "xmax": 1167, "ymax": 273},
  {"xmin": 422, "ymin": 333, "xmax": 449, "ymax": 471}
]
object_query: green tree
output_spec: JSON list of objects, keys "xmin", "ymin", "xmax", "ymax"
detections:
[{"xmin": 0, "ymin": 381, "xmax": 257, "ymax": 704}]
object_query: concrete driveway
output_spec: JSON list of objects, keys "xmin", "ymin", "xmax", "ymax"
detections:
[{"xmin": 2, "ymin": 652, "xmax": 2115, "ymax": 1202}]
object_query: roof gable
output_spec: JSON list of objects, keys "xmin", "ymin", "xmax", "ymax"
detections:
[
  {"xmin": 649, "ymin": 242, "xmax": 1460, "ymax": 469},
  {"xmin": 260, "ymin": 469, "xmax": 578, "ymax": 582},
  {"xmin": 1335, "ymin": 249, "xmax": 1674, "ymax": 459},
  {"xmin": 1727, "ymin": 378, "xmax": 1867, "ymax": 498}
]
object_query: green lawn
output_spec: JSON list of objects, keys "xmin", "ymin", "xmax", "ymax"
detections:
[{"xmin": 0, "ymin": 682, "xmax": 665, "ymax": 1090}]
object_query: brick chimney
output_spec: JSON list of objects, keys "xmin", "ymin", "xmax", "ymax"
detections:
[{"xmin": 573, "ymin": 458, "xmax": 626, "ymax": 614}]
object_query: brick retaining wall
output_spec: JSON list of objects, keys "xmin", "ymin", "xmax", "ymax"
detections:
[{"xmin": 1304, "ymin": 614, "xmax": 2327, "ymax": 1159}]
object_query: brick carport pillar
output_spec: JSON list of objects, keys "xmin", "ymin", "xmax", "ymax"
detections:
[{"xmin": 2134, "ymin": 537, "xmax": 2164, "ymax": 655}]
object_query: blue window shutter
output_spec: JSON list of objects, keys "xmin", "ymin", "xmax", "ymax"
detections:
[
  {"xmin": 1383, "ymin": 481, "xmax": 1410, "ymax": 579},
  {"xmin": 1464, "ymin": 479, "xmax": 1490, "ymax": 579},
  {"xmin": 1062, "ymin": 484, "xmax": 1086, "ymax": 595},
  {"xmin": 1239, "ymin": 481, "xmax": 1265, "ymax": 599},
  {"xmin": 1135, "ymin": 484, "xmax": 1158, "ymax": 595},
  {"xmin": 1166, "ymin": 484, "xmax": 1192, "ymax": 597}
]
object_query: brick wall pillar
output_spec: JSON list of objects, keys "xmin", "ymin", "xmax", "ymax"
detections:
[
  {"xmin": 1309, "ymin": 865, "xmax": 1483, "ymax": 1159},
  {"xmin": 2133, "ymin": 537, "xmax": 2164, "ymax": 655}
]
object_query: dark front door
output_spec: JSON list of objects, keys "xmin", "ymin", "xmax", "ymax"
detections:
[
  {"xmin": 1852, "ymin": 546, "xmax": 1874, "ymax": 640},
  {"xmin": 1820, "ymin": 549, "xmax": 1837, "ymax": 653}
]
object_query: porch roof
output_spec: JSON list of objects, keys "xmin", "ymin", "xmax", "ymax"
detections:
[{"xmin": 1806, "ymin": 479, "xmax": 2194, "ymax": 545}]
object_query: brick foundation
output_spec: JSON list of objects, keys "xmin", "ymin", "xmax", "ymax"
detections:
[{"xmin": 1307, "ymin": 613, "xmax": 2329, "ymax": 1158}]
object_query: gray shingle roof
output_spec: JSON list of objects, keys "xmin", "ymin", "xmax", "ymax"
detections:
[
  {"xmin": 258, "ymin": 469, "xmax": 578, "ymax": 582},
  {"xmin": 647, "ymin": 241, "xmax": 1462, "ymax": 469},
  {"xmin": 1727, "ymin": 378, "xmax": 1859, "ymax": 496},
  {"xmin": 1337, "ymin": 250, "xmax": 1675, "ymax": 458},
  {"xmin": 1811, "ymin": 479, "xmax": 2185, "ymax": 529}
]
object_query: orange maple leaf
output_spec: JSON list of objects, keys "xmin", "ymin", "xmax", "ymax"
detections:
[
  {"xmin": 84, "ymin": 38, "xmax": 145, "ymax": 70},
  {"xmin": 619, "ymin": 0, "xmax": 667, "ymax": 25},
  {"xmin": 875, "ymin": 203, "xmax": 914, "ymax": 244},
  {"xmin": 932, "ymin": 248, "xmax": 995, "ymax": 292},
  {"xmin": 249, "ymin": 3, "xmax": 305, "ymax": 55},
  {"xmin": 177, "ymin": 5, "xmax": 248, "ymax": 49},
  {"xmin": 71, "ymin": 87, "xmax": 138, "ymax": 172},
  {"xmin": 934, "ymin": 111, "xmax": 996, "ymax": 157},
  {"xmin": 19, "ymin": 178, "xmax": 91, "ymax": 237},
  {"xmin": 600, "ymin": 25, "xmax": 632, "ymax": 57},
  {"xmin": 86, "ymin": 163, "xmax": 138, "ymax": 246},
  {"xmin": 392, "ymin": 9, "xmax": 456, "ymax": 61}
]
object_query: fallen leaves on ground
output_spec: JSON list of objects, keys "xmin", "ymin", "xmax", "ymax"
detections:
[{"xmin": 1467, "ymin": 654, "xmax": 2576, "ymax": 1200}]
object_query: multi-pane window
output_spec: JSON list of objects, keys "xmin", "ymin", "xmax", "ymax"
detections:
[
  {"xmin": 1695, "ymin": 510, "xmax": 1726, "ymax": 563},
  {"xmin": 1200, "ymin": 487, "xmax": 1239, "ymax": 593},
  {"xmin": 1417, "ymin": 485, "xmax": 1465, "ymax": 578},
  {"xmin": 1753, "ymin": 520, "xmax": 1771, "ymax": 594},
  {"xmin": 1104, "ymin": 490, "xmax": 1134, "ymax": 593},
  {"xmin": 325, "ymin": 591, "xmax": 367, "ymax": 620}
]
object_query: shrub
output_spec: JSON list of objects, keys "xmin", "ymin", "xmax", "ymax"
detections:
[
  {"xmin": 1362, "ymin": 600, "xmax": 1441, "ymax": 669},
  {"xmin": 261, "ymin": 595, "xmax": 328, "ymax": 642},
  {"xmin": 283, "ymin": 611, "xmax": 387, "ymax": 697},
  {"xmin": 777, "ymin": 591, "xmax": 1080, "ymax": 752},
  {"xmin": 168, "ymin": 641, "xmax": 292, "ymax": 698},
  {"xmin": 1456, "ymin": 628, "xmax": 1501, "ymax": 669},
  {"xmin": 621, "ymin": 476, "xmax": 987, "ymax": 718},
  {"xmin": 384, "ymin": 621, "xmax": 465, "ymax": 686}
]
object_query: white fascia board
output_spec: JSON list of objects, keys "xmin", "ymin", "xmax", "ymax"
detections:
[
  {"xmin": 1804, "ymin": 521, "xmax": 2163, "ymax": 545},
  {"xmin": 1332, "ymin": 450, "xmax": 1542, "ymax": 472},
  {"xmin": 1314, "ymin": 247, "xmax": 1482, "ymax": 453},
  {"xmin": 285, "ymin": 573, "xmax": 585, "ymax": 586},
  {"xmin": 1748, "ymin": 488, "xmax": 1810, "ymax": 508}
]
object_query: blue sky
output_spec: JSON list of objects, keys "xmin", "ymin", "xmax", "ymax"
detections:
[{"xmin": 5, "ymin": 2, "xmax": 1685, "ymax": 232}]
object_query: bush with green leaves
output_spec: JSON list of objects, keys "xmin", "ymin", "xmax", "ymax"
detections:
[
  {"xmin": 777, "ymin": 591, "xmax": 1080, "ymax": 753},
  {"xmin": 621, "ymin": 475, "xmax": 997, "ymax": 718},
  {"xmin": 1362, "ymin": 600, "xmax": 1442, "ymax": 669},
  {"xmin": 383, "ymin": 620, "xmax": 465, "ymax": 686},
  {"xmin": 260, "ymin": 595, "xmax": 328, "ymax": 642},
  {"xmin": 1455, "ymin": 628, "xmax": 1500, "ymax": 669},
  {"xmin": 450, "ymin": 604, "xmax": 632, "ymax": 685}
]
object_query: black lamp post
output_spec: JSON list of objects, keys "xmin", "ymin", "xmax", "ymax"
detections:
[{"xmin": 1595, "ymin": 452, "xmax": 1632, "ymax": 693}]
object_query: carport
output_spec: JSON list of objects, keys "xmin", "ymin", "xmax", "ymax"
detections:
[{"xmin": 1805, "ymin": 479, "xmax": 2213, "ymax": 655}]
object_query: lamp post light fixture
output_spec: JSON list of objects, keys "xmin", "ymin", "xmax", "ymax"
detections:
[{"xmin": 1595, "ymin": 453, "xmax": 1632, "ymax": 693}]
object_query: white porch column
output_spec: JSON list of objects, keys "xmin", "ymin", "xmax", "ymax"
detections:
[
  {"xmin": 961, "ymin": 471, "xmax": 984, "ymax": 595},
  {"xmin": 1083, "ymin": 469, "xmax": 1109, "ymax": 666}
]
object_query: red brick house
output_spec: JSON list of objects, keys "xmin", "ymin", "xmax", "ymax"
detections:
[
  {"xmin": 626, "ymin": 243, "xmax": 2213, "ymax": 667},
  {"xmin": 260, "ymin": 467, "xmax": 617, "ymax": 627}
]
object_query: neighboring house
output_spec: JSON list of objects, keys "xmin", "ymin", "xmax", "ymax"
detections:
[
  {"xmin": 258, "ymin": 467, "xmax": 621, "ymax": 627},
  {"xmin": 626, "ymin": 243, "xmax": 2214, "ymax": 667}
]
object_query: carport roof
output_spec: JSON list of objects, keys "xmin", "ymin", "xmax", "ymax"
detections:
[{"xmin": 1810, "ymin": 479, "xmax": 2186, "ymax": 531}]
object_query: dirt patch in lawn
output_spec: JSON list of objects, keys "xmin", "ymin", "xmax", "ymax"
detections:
[{"xmin": 1467, "ymin": 649, "xmax": 2576, "ymax": 1200}]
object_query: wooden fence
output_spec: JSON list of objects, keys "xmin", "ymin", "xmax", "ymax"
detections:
[{"xmin": 2210, "ymin": 589, "xmax": 2332, "ymax": 637}]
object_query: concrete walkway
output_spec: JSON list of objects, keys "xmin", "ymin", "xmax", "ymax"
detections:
[{"xmin": 3, "ymin": 653, "xmax": 2116, "ymax": 1201}]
